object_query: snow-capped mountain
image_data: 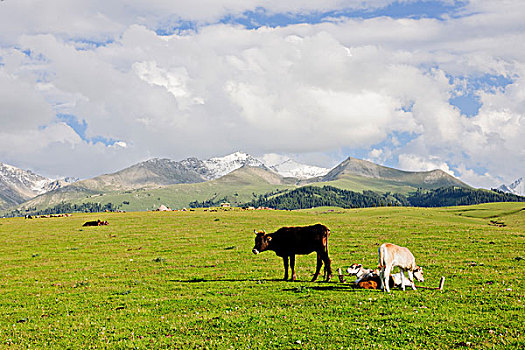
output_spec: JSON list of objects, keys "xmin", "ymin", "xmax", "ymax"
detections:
[
  {"xmin": 43, "ymin": 177, "xmax": 79, "ymax": 192},
  {"xmin": 497, "ymin": 177, "xmax": 524, "ymax": 196},
  {"xmin": 0, "ymin": 152, "xmax": 330, "ymax": 209},
  {"xmin": 1, "ymin": 162, "xmax": 52, "ymax": 197},
  {"xmin": 0, "ymin": 162, "xmax": 76, "ymax": 209},
  {"xmin": 202, "ymin": 152, "xmax": 267, "ymax": 179},
  {"xmin": 201, "ymin": 152, "xmax": 330, "ymax": 180},
  {"xmin": 259, "ymin": 154, "xmax": 330, "ymax": 179}
]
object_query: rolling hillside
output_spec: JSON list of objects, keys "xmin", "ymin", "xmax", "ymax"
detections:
[
  {"xmin": 4, "ymin": 155, "xmax": 476, "ymax": 216},
  {"xmin": 11, "ymin": 166, "xmax": 296, "ymax": 213},
  {"xmin": 319, "ymin": 157, "xmax": 468, "ymax": 193}
]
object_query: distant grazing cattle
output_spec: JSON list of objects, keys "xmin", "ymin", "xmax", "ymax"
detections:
[
  {"xmin": 378, "ymin": 243, "xmax": 424, "ymax": 292},
  {"xmin": 252, "ymin": 224, "xmax": 332, "ymax": 282},
  {"xmin": 82, "ymin": 220, "xmax": 109, "ymax": 227}
]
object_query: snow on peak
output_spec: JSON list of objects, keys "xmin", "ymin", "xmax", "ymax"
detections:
[
  {"xmin": 203, "ymin": 152, "xmax": 265, "ymax": 179},
  {"xmin": 0, "ymin": 161, "xmax": 52, "ymax": 197},
  {"xmin": 498, "ymin": 177, "xmax": 524, "ymax": 196},
  {"xmin": 258, "ymin": 153, "xmax": 330, "ymax": 179},
  {"xmin": 0, "ymin": 162, "xmax": 77, "ymax": 198}
]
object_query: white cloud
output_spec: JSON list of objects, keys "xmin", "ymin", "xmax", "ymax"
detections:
[
  {"xmin": 398, "ymin": 154, "xmax": 456, "ymax": 177},
  {"xmin": 0, "ymin": 1, "xmax": 523, "ymax": 188}
]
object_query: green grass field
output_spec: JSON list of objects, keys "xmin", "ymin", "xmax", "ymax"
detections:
[{"xmin": 1, "ymin": 203, "xmax": 523, "ymax": 349}]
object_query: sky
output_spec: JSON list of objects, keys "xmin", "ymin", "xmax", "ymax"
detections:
[{"xmin": 0, "ymin": 0, "xmax": 523, "ymax": 188}]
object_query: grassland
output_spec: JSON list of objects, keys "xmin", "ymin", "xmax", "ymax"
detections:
[{"xmin": 0, "ymin": 203, "xmax": 523, "ymax": 349}]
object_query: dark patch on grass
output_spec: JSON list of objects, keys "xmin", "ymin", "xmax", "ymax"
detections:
[
  {"xmin": 113, "ymin": 290, "xmax": 131, "ymax": 295},
  {"xmin": 188, "ymin": 277, "xmax": 205, "ymax": 283},
  {"xmin": 169, "ymin": 278, "xmax": 282, "ymax": 283},
  {"xmin": 489, "ymin": 220, "xmax": 506, "ymax": 227}
]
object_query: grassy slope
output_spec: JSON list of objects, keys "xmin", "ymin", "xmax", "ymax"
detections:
[
  {"xmin": 84, "ymin": 167, "xmax": 296, "ymax": 211},
  {"xmin": 315, "ymin": 174, "xmax": 418, "ymax": 194},
  {"xmin": 6, "ymin": 163, "xmax": 474, "ymax": 215},
  {"xmin": 8, "ymin": 174, "xmax": 430, "ymax": 214},
  {"xmin": 8, "ymin": 167, "xmax": 295, "ymax": 213},
  {"xmin": 0, "ymin": 203, "xmax": 523, "ymax": 348}
]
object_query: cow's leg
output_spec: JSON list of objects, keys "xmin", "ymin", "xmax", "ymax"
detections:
[
  {"xmin": 317, "ymin": 251, "xmax": 332, "ymax": 282},
  {"xmin": 407, "ymin": 270, "xmax": 417, "ymax": 290},
  {"xmin": 312, "ymin": 252, "xmax": 322, "ymax": 282},
  {"xmin": 399, "ymin": 268, "xmax": 406, "ymax": 291},
  {"xmin": 283, "ymin": 256, "xmax": 289, "ymax": 281},
  {"xmin": 382, "ymin": 264, "xmax": 392, "ymax": 292},
  {"xmin": 290, "ymin": 255, "xmax": 297, "ymax": 281},
  {"xmin": 321, "ymin": 251, "xmax": 332, "ymax": 282}
]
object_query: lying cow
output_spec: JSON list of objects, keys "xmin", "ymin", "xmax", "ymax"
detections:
[
  {"xmin": 346, "ymin": 263, "xmax": 378, "ymax": 284},
  {"xmin": 252, "ymin": 224, "xmax": 332, "ymax": 282},
  {"xmin": 82, "ymin": 220, "xmax": 109, "ymax": 227},
  {"xmin": 346, "ymin": 264, "xmax": 395, "ymax": 289},
  {"xmin": 378, "ymin": 243, "xmax": 424, "ymax": 292},
  {"xmin": 391, "ymin": 272, "xmax": 416, "ymax": 289}
]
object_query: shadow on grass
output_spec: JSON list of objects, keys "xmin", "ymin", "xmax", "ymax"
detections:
[
  {"xmin": 168, "ymin": 278, "xmax": 350, "ymax": 286},
  {"xmin": 168, "ymin": 278, "xmax": 284, "ymax": 283},
  {"xmin": 283, "ymin": 284, "xmax": 355, "ymax": 293}
]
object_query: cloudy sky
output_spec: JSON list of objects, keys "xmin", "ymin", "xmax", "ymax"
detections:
[{"xmin": 0, "ymin": 0, "xmax": 523, "ymax": 188}]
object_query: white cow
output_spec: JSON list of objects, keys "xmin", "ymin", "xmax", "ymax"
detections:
[
  {"xmin": 346, "ymin": 263, "xmax": 379, "ymax": 284},
  {"xmin": 391, "ymin": 272, "xmax": 416, "ymax": 289},
  {"xmin": 378, "ymin": 243, "xmax": 424, "ymax": 292}
]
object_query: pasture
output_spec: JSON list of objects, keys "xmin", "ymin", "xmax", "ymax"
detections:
[{"xmin": 0, "ymin": 203, "xmax": 523, "ymax": 349}]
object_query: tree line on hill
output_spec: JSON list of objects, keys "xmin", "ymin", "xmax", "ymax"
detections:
[
  {"xmin": 6, "ymin": 202, "xmax": 120, "ymax": 217},
  {"xmin": 243, "ymin": 186, "xmax": 525, "ymax": 210},
  {"xmin": 407, "ymin": 187, "xmax": 524, "ymax": 207},
  {"xmin": 3, "ymin": 185, "xmax": 523, "ymax": 217},
  {"xmin": 244, "ymin": 185, "xmax": 408, "ymax": 209}
]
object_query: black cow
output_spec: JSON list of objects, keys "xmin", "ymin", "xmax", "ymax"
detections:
[
  {"xmin": 252, "ymin": 223, "xmax": 332, "ymax": 282},
  {"xmin": 82, "ymin": 220, "xmax": 108, "ymax": 227}
]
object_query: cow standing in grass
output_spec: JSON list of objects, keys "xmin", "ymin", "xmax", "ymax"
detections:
[
  {"xmin": 252, "ymin": 224, "xmax": 332, "ymax": 282},
  {"xmin": 378, "ymin": 243, "xmax": 424, "ymax": 292}
]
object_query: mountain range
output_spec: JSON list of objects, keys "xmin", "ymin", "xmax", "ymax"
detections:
[
  {"xmin": 1, "ymin": 152, "xmax": 474, "ymax": 214},
  {"xmin": 497, "ymin": 177, "xmax": 524, "ymax": 196},
  {"xmin": 0, "ymin": 162, "xmax": 77, "ymax": 210}
]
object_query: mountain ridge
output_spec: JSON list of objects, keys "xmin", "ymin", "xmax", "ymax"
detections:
[
  {"xmin": 2, "ymin": 152, "xmax": 472, "ymax": 213},
  {"xmin": 322, "ymin": 157, "xmax": 468, "ymax": 189},
  {"xmin": 497, "ymin": 177, "xmax": 524, "ymax": 196},
  {"xmin": 0, "ymin": 162, "xmax": 76, "ymax": 209}
]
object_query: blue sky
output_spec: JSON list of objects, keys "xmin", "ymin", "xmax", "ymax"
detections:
[
  {"xmin": 221, "ymin": 1, "xmax": 469, "ymax": 29},
  {"xmin": 0, "ymin": 0, "xmax": 523, "ymax": 188}
]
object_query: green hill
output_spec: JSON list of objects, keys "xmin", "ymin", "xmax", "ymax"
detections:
[
  {"xmin": 4, "ymin": 156, "xmax": 476, "ymax": 216},
  {"xmin": 7, "ymin": 167, "xmax": 296, "ymax": 215},
  {"xmin": 320, "ymin": 157, "xmax": 468, "ymax": 192}
]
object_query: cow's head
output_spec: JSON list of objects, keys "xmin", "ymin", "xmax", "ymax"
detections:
[
  {"xmin": 413, "ymin": 266, "xmax": 424, "ymax": 282},
  {"xmin": 252, "ymin": 230, "xmax": 271, "ymax": 254}
]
